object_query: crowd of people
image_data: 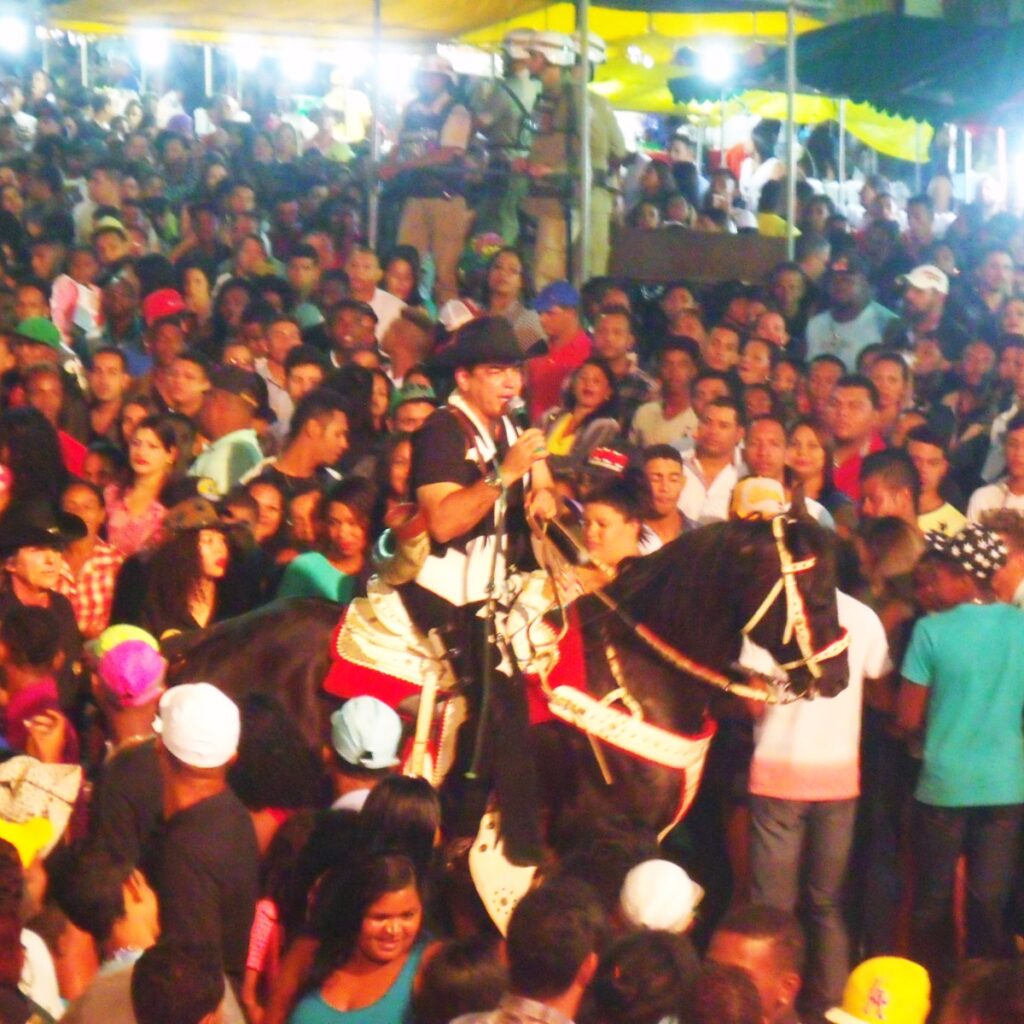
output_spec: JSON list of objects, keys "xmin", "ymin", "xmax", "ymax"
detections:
[{"xmin": 0, "ymin": 26, "xmax": 1021, "ymax": 1024}]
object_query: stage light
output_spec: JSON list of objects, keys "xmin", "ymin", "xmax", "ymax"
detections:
[
  {"xmin": 333, "ymin": 41, "xmax": 370, "ymax": 79},
  {"xmin": 0, "ymin": 17, "xmax": 28, "ymax": 55},
  {"xmin": 698, "ymin": 41, "xmax": 736, "ymax": 85},
  {"xmin": 136, "ymin": 29, "xmax": 169, "ymax": 68},
  {"xmin": 281, "ymin": 43, "xmax": 315, "ymax": 84},
  {"xmin": 231, "ymin": 36, "xmax": 261, "ymax": 71}
]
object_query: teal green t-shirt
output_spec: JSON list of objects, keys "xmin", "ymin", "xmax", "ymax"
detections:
[
  {"xmin": 902, "ymin": 601, "xmax": 1024, "ymax": 807},
  {"xmin": 287, "ymin": 942, "xmax": 425, "ymax": 1024},
  {"xmin": 276, "ymin": 552, "xmax": 358, "ymax": 604}
]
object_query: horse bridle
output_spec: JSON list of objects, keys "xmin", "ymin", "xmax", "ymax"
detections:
[
  {"xmin": 740, "ymin": 514, "xmax": 850, "ymax": 687},
  {"xmin": 534, "ymin": 515, "xmax": 845, "ymax": 703}
]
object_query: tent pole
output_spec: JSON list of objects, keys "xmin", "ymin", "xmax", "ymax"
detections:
[
  {"xmin": 204, "ymin": 44, "xmax": 213, "ymax": 97},
  {"xmin": 914, "ymin": 123, "xmax": 922, "ymax": 192},
  {"xmin": 577, "ymin": 0, "xmax": 591, "ymax": 286},
  {"xmin": 965, "ymin": 128, "xmax": 973, "ymax": 204},
  {"xmin": 79, "ymin": 38, "xmax": 88, "ymax": 89},
  {"xmin": 368, "ymin": 0, "xmax": 383, "ymax": 250},
  {"xmin": 785, "ymin": 0, "xmax": 796, "ymax": 260},
  {"xmin": 997, "ymin": 126, "xmax": 1008, "ymax": 212},
  {"xmin": 719, "ymin": 90, "xmax": 725, "ymax": 164},
  {"xmin": 837, "ymin": 97, "xmax": 846, "ymax": 210}
]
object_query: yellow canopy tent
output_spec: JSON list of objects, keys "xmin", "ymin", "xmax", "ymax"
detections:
[{"xmin": 47, "ymin": 0, "xmax": 552, "ymax": 46}]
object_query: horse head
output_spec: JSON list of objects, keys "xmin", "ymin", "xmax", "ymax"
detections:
[{"xmin": 728, "ymin": 513, "xmax": 850, "ymax": 698}]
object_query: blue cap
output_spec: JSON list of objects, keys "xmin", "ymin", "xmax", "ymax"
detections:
[
  {"xmin": 330, "ymin": 696, "xmax": 402, "ymax": 770},
  {"xmin": 535, "ymin": 280, "xmax": 580, "ymax": 313}
]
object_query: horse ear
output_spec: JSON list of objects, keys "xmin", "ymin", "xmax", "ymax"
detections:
[{"xmin": 789, "ymin": 480, "xmax": 808, "ymax": 521}]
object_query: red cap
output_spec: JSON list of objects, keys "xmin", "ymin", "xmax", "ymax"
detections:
[{"xmin": 142, "ymin": 288, "xmax": 186, "ymax": 328}]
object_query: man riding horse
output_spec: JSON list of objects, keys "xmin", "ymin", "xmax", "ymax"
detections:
[{"xmin": 399, "ymin": 315, "xmax": 558, "ymax": 859}]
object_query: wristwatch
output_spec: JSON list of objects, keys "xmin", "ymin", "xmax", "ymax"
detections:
[{"xmin": 484, "ymin": 467, "xmax": 504, "ymax": 491}]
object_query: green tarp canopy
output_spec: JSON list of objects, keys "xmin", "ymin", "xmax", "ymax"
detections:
[{"xmin": 672, "ymin": 13, "xmax": 1024, "ymax": 123}]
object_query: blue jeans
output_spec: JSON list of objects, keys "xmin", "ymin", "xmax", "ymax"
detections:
[
  {"xmin": 750, "ymin": 795, "xmax": 856, "ymax": 1019},
  {"xmin": 910, "ymin": 801, "xmax": 1023, "ymax": 994}
]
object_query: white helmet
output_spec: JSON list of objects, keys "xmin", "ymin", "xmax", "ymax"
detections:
[
  {"xmin": 503, "ymin": 29, "xmax": 535, "ymax": 61},
  {"xmin": 529, "ymin": 31, "xmax": 576, "ymax": 68},
  {"xmin": 416, "ymin": 54, "xmax": 456, "ymax": 83},
  {"xmin": 573, "ymin": 32, "xmax": 607, "ymax": 65}
]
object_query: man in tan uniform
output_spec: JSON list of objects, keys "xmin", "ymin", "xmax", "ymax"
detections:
[
  {"xmin": 521, "ymin": 31, "xmax": 625, "ymax": 288},
  {"xmin": 469, "ymin": 30, "xmax": 540, "ymax": 245},
  {"xmin": 388, "ymin": 55, "xmax": 473, "ymax": 305}
]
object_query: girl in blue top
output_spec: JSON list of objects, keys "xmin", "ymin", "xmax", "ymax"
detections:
[
  {"xmin": 289, "ymin": 854, "xmax": 432, "ymax": 1024},
  {"xmin": 277, "ymin": 478, "xmax": 376, "ymax": 604}
]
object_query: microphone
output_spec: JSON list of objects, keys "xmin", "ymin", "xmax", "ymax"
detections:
[{"xmin": 505, "ymin": 396, "xmax": 532, "ymax": 431}]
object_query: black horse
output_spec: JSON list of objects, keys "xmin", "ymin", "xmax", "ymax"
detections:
[{"xmin": 164, "ymin": 514, "xmax": 848, "ymax": 836}]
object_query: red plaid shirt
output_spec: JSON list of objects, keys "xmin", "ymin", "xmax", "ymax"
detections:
[{"xmin": 57, "ymin": 540, "xmax": 125, "ymax": 640}]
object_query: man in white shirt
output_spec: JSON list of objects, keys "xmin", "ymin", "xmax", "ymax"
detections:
[
  {"xmin": 742, "ymin": 590, "xmax": 891, "ymax": 1022},
  {"xmin": 982, "ymin": 340, "xmax": 1024, "ymax": 483},
  {"xmin": 630, "ymin": 337, "xmax": 700, "ymax": 448},
  {"xmin": 678, "ymin": 396, "xmax": 744, "ymax": 526},
  {"xmin": 969, "ymin": 411, "xmax": 1024, "ymax": 521},
  {"xmin": 345, "ymin": 246, "xmax": 406, "ymax": 341}
]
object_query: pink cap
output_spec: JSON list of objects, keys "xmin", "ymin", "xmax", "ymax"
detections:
[
  {"xmin": 97, "ymin": 640, "xmax": 168, "ymax": 708},
  {"xmin": 142, "ymin": 288, "xmax": 186, "ymax": 328}
]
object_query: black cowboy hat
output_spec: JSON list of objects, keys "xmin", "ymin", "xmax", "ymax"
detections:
[
  {"xmin": 435, "ymin": 316, "xmax": 522, "ymax": 372},
  {"xmin": 0, "ymin": 500, "xmax": 87, "ymax": 557}
]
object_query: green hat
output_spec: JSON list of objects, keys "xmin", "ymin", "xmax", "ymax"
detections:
[
  {"xmin": 14, "ymin": 317, "xmax": 62, "ymax": 350},
  {"xmin": 389, "ymin": 382, "xmax": 438, "ymax": 416},
  {"xmin": 86, "ymin": 623, "xmax": 161, "ymax": 661}
]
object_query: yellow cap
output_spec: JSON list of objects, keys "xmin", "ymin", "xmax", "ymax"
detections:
[
  {"xmin": 825, "ymin": 957, "xmax": 930, "ymax": 1024},
  {"xmin": 0, "ymin": 817, "xmax": 54, "ymax": 868}
]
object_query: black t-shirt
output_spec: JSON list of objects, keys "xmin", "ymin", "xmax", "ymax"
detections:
[
  {"xmin": 144, "ymin": 788, "xmax": 259, "ymax": 986},
  {"xmin": 88, "ymin": 737, "xmax": 163, "ymax": 867},
  {"xmin": 252, "ymin": 463, "xmax": 341, "ymax": 501}
]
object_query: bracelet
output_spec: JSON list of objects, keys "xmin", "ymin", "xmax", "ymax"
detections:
[{"xmin": 484, "ymin": 467, "xmax": 505, "ymax": 492}]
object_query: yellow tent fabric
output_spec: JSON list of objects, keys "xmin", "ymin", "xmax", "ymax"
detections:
[
  {"xmin": 461, "ymin": 7, "xmax": 821, "ymax": 48},
  {"xmin": 49, "ymin": 0, "xmax": 551, "ymax": 45}
]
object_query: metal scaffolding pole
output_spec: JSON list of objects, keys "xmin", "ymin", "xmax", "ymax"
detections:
[
  {"xmin": 784, "ymin": 0, "xmax": 796, "ymax": 259},
  {"xmin": 204, "ymin": 44, "xmax": 214, "ymax": 97},
  {"xmin": 368, "ymin": 0, "xmax": 383, "ymax": 250},
  {"xmin": 576, "ymin": 0, "xmax": 592, "ymax": 286}
]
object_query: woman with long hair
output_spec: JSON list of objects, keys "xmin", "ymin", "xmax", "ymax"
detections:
[
  {"xmin": 0, "ymin": 406, "xmax": 67, "ymax": 515},
  {"xmin": 785, "ymin": 417, "xmax": 856, "ymax": 534},
  {"xmin": 104, "ymin": 414, "xmax": 181, "ymax": 556},
  {"xmin": 372, "ymin": 433, "xmax": 413, "ymax": 535},
  {"xmin": 481, "ymin": 247, "xmax": 543, "ymax": 353},
  {"xmin": 289, "ymin": 853, "xmax": 433, "ymax": 1024},
  {"xmin": 357, "ymin": 776, "xmax": 441, "ymax": 882},
  {"xmin": 276, "ymin": 478, "xmax": 376, "ymax": 603},
  {"xmin": 140, "ymin": 498, "xmax": 230, "ymax": 638},
  {"xmin": 383, "ymin": 247, "xmax": 429, "ymax": 312},
  {"xmin": 541, "ymin": 357, "xmax": 621, "ymax": 476}
]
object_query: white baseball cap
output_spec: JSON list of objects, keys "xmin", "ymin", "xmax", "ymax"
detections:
[
  {"xmin": 416, "ymin": 54, "xmax": 457, "ymax": 83},
  {"xmin": 503, "ymin": 29, "xmax": 535, "ymax": 61},
  {"xmin": 529, "ymin": 31, "xmax": 576, "ymax": 67},
  {"xmin": 620, "ymin": 859, "xmax": 704, "ymax": 933},
  {"xmin": 330, "ymin": 696, "xmax": 402, "ymax": 770},
  {"xmin": 154, "ymin": 683, "xmax": 240, "ymax": 769},
  {"xmin": 902, "ymin": 264, "xmax": 949, "ymax": 295}
]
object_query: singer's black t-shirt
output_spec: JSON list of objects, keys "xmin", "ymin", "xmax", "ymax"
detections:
[{"xmin": 405, "ymin": 406, "xmax": 533, "ymax": 626}]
